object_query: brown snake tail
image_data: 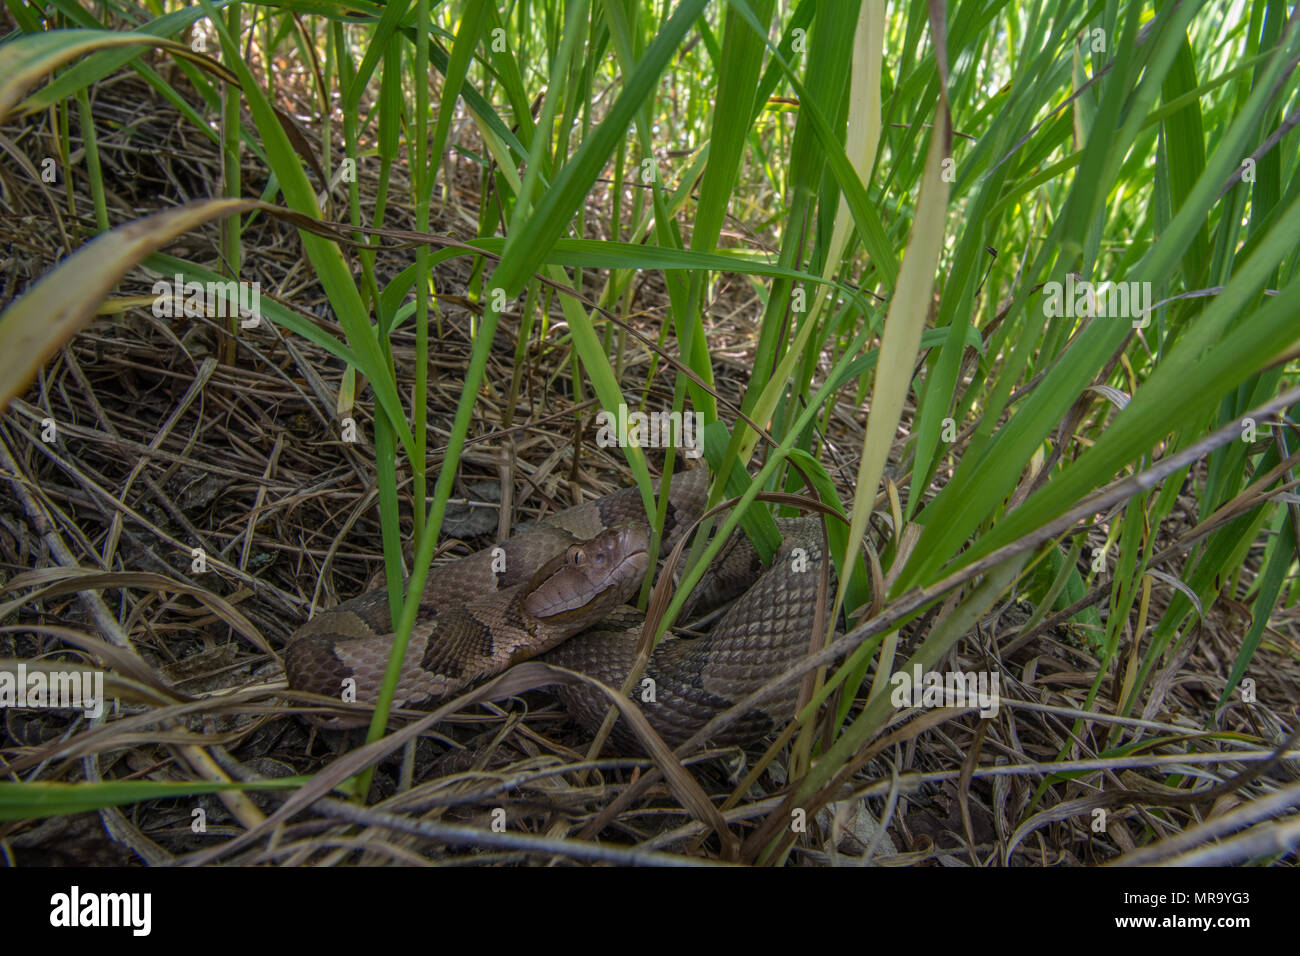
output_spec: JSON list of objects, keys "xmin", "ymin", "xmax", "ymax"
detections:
[{"xmin": 283, "ymin": 468, "xmax": 828, "ymax": 751}]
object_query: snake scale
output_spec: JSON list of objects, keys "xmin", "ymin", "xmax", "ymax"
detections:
[{"xmin": 284, "ymin": 468, "xmax": 827, "ymax": 751}]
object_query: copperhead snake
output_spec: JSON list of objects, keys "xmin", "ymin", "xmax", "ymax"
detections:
[{"xmin": 283, "ymin": 468, "xmax": 826, "ymax": 750}]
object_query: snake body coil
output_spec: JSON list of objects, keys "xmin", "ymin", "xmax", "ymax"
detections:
[{"xmin": 284, "ymin": 469, "xmax": 825, "ymax": 750}]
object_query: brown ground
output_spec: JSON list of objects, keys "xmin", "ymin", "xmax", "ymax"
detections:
[{"xmin": 1, "ymin": 64, "xmax": 1296, "ymax": 866}]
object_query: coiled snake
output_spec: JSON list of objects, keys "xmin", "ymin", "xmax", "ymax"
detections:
[{"xmin": 284, "ymin": 468, "xmax": 826, "ymax": 750}]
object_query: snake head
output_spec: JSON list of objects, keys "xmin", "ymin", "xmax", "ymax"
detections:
[{"xmin": 521, "ymin": 522, "xmax": 650, "ymax": 624}]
